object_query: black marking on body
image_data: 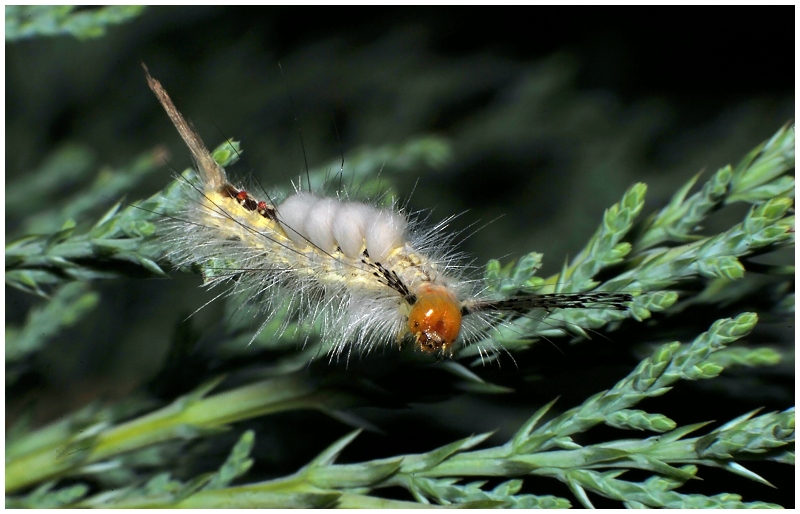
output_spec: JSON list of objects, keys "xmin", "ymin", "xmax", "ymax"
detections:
[
  {"xmin": 221, "ymin": 183, "xmax": 277, "ymax": 221},
  {"xmin": 362, "ymin": 258, "xmax": 415, "ymax": 302}
]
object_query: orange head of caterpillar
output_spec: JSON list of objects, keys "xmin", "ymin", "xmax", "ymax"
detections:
[{"xmin": 407, "ymin": 284, "xmax": 463, "ymax": 356}]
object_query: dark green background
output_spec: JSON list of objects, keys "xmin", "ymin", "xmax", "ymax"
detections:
[{"xmin": 6, "ymin": 6, "xmax": 794, "ymax": 507}]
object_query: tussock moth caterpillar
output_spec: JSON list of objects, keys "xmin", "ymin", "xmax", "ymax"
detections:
[{"xmin": 143, "ymin": 64, "xmax": 632, "ymax": 359}]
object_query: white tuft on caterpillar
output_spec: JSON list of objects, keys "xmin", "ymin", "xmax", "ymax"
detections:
[{"xmin": 143, "ymin": 64, "xmax": 632, "ymax": 359}]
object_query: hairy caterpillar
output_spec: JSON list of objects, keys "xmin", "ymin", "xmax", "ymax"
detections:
[{"xmin": 143, "ymin": 65, "xmax": 632, "ymax": 359}]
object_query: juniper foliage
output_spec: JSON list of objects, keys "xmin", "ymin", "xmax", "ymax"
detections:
[{"xmin": 5, "ymin": 7, "xmax": 794, "ymax": 509}]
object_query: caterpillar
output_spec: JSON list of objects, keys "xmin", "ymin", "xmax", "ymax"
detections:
[{"xmin": 142, "ymin": 64, "xmax": 632, "ymax": 359}]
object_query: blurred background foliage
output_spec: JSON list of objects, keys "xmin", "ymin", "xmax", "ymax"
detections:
[{"xmin": 6, "ymin": 6, "xmax": 794, "ymax": 507}]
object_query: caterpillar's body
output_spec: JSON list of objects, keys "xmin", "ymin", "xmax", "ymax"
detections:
[{"xmin": 144, "ymin": 65, "xmax": 631, "ymax": 358}]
